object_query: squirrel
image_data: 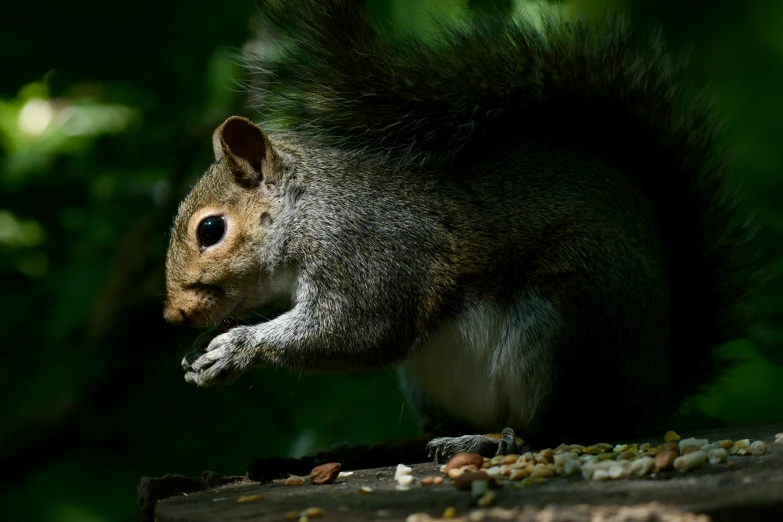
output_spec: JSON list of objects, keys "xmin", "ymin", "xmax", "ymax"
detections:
[{"xmin": 163, "ymin": 0, "xmax": 759, "ymax": 457}]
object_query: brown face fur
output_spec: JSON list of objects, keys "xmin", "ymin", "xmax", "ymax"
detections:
[{"xmin": 163, "ymin": 116, "xmax": 278, "ymax": 328}]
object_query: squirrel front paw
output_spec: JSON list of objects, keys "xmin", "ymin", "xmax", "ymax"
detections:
[{"xmin": 182, "ymin": 327, "xmax": 256, "ymax": 387}]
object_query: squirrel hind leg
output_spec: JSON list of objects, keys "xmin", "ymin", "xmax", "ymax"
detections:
[{"xmin": 426, "ymin": 427, "xmax": 526, "ymax": 461}]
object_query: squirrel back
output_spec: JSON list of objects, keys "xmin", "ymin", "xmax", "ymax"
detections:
[{"xmin": 245, "ymin": 0, "xmax": 756, "ymax": 406}]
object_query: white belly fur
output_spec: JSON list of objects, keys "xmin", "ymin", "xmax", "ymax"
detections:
[{"xmin": 404, "ymin": 293, "xmax": 559, "ymax": 432}]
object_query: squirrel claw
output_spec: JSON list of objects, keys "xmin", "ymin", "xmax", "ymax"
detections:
[{"xmin": 181, "ymin": 327, "xmax": 253, "ymax": 387}]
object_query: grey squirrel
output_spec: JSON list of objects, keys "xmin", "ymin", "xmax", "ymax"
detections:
[{"xmin": 163, "ymin": 0, "xmax": 758, "ymax": 456}]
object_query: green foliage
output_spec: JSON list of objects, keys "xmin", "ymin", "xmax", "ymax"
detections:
[{"xmin": 0, "ymin": 1, "xmax": 781, "ymax": 521}]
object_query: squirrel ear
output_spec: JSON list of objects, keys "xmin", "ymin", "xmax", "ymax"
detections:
[{"xmin": 212, "ymin": 116, "xmax": 273, "ymax": 186}]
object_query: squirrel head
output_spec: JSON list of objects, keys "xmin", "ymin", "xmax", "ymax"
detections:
[{"xmin": 163, "ymin": 116, "xmax": 284, "ymax": 327}]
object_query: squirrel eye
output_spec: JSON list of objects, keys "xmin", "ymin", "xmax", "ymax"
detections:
[{"xmin": 197, "ymin": 216, "xmax": 225, "ymax": 247}]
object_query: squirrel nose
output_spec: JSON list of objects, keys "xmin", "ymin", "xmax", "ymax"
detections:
[{"xmin": 163, "ymin": 300, "xmax": 190, "ymax": 325}]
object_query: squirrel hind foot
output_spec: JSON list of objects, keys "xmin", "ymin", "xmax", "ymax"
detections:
[{"xmin": 426, "ymin": 427, "xmax": 525, "ymax": 461}]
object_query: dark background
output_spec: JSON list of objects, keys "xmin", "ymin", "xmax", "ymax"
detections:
[{"xmin": 1, "ymin": 0, "xmax": 782, "ymax": 520}]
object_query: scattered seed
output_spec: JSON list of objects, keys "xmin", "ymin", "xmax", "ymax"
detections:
[
  {"xmin": 639, "ymin": 443, "xmax": 651, "ymax": 451},
  {"xmin": 750, "ymin": 441, "xmax": 767, "ymax": 456},
  {"xmin": 421, "ymin": 476, "xmax": 434, "ymax": 486},
  {"xmin": 655, "ymin": 450, "xmax": 678, "ymax": 471},
  {"xmin": 285, "ymin": 511, "xmax": 298, "ymax": 521},
  {"xmin": 614, "ymin": 444, "xmax": 629, "ymax": 452},
  {"xmin": 433, "ymin": 476, "xmax": 444, "ymax": 485},
  {"xmin": 501, "ymin": 454, "xmax": 519, "ymax": 465},
  {"xmin": 395, "ymin": 464, "xmax": 413, "ymax": 479},
  {"xmin": 447, "ymin": 468, "xmax": 463, "ymax": 479},
  {"xmin": 592, "ymin": 469, "xmax": 611, "ymax": 481},
  {"xmin": 235, "ymin": 494, "xmax": 264, "ymax": 503},
  {"xmin": 395, "ymin": 485, "xmax": 411, "ymax": 492},
  {"xmin": 486, "ymin": 465, "xmax": 503, "ymax": 477},
  {"xmin": 212, "ymin": 498, "xmax": 227, "ymax": 502},
  {"xmin": 674, "ymin": 450, "xmax": 707, "ymax": 472},
  {"xmin": 734, "ymin": 439, "xmax": 750, "ymax": 449},
  {"xmin": 406, "ymin": 514, "xmax": 432, "ymax": 522},
  {"xmin": 477, "ymin": 491, "xmax": 497, "ymax": 507},
  {"xmin": 509, "ymin": 469, "xmax": 528, "ymax": 481},
  {"xmin": 630, "ymin": 456, "xmax": 654, "ymax": 476},
  {"xmin": 397, "ymin": 474, "xmax": 415, "ymax": 486},
  {"xmin": 443, "ymin": 506, "xmax": 457, "ymax": 519},
  {"xmin": 358, "ymin": 486, "xmax": 373, "ymax": 494},
  {"xmin": 285, "ymin": 475, "xmax": 305, "ymax": 486},
  {"xmin": 717, "ymin": 440, "xmax": 733, "ymax": 449},
  {"xmin": 337, "ymin": 471, "xmax": 354, "ymax": 478},
  {"xmin": 708, "ymin": 448, "xmax": 728, "ymax": 464},
  {"xmin": 775, "ymin": 434, "xmax": 783, "ymax": 445},
  {"xmin": 679, "ymin": 438, "xmax": 709, "ymax": 453},
  {"xmin": 530, "ymin": 467, "xmax": 555, "ymax": 479},
  {"xmin": 583, "ymin": 446, "xmax": 604, "ymax": 455},
  {"xmin": 444, "ymin": 453, "xmax": 483, "ymax": 472},
  {"xmin": 303, "ymin": 507, "xmax": 324, "ymax": 518},
  {"xmin": 664, "ymin": 430, "xmax": 681, "ymax": 442}
]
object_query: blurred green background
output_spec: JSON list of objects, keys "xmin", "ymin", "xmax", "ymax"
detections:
[{"xmin": 1, "ymin": 0, "xmax": 782, "ymax": 520}]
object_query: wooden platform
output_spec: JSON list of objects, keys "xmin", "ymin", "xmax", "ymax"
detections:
[{"xmin": 141, "ymin": 423, "xmax": 783, "ymax": 522}]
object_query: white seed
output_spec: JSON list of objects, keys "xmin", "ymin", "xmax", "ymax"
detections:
[
  {"xmin": 734, "ymin": 439, "xmax": 750, "ymax": 449},
  {"xmin": 737, "ymin": 448, "xmax": 748, "ymax": 456},
  {"xmin": 337, "ymin": 471, "xmax": 354, "ymax": 478},
  {"xmin": 470, "ymin": 479, "xmax": 489, "ymax": 496},
  {"xmin": 396, "ymin": 474, "xmax": 415, "ymax": 486},
  {"xmin": 358, "ymin": 486, "xmax": 373, "ymax": 494},
  {"xmin": 708, "ymin": 448, "xmax": 728, "ymax": 464},
  {"xmin": 406, "ymin": 514, "xmax": 432, "ymax": 522},
  {"xmin": 679, "ymin": 438, "xmax": 709, "ymax": 453},
  {"xmin": 750, "ymin": 441, "xmax": 767, "ymax": 455},
  {"xmin": 775, "ymin": 434, "xmax": 783, "ymax": 445},
  {"xmin": 700, "ymin": 443, "xmax": 716, "ymax": 452},
  {"xmin": 608, "ymin": 464, "xmax": 626, "ymax": 479},
  {"xmin": 394, "ymin": 464, "xmax": 413, "ymax": 480},
  {"xmin": 564, "ymin": 458, "xmax": 582, "ymax": 476},
  {"xmin": 486, "ymin": 466, "xmax": 502, "ymax": 478},
  {"xmin": 674, "ymin": 450, "xmax": 707, "ymax": 471},
  {"xmin": 629, "ymin": 456, "xmax": 654, "ymax": 476},
  {"xmin": 395, "ymin": 485, "xmax": 411, "ymax": 491},
  {"xmin": 592, "ymin": 469, "xmax": 612, "ymax": 481}
]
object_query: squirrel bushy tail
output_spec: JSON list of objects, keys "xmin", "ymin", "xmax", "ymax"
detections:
[{"xmin": 245, "ymin": 0, "xmax": 758, "ymax": 403}]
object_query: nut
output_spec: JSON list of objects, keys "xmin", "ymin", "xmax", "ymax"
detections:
[
  {"xmin": 717, "ymin": 440, "xmax": 733, "ymax": 449},
  {"xmin": 447, "ymin": 468, "xmax": 464, "ymax": 479},
  {"xmin": 444, "ymin": 453, "xmax": 484, "ymax": 473},
  {"xmin": 433, "ymin": 476, "xmax": 444, "ymax": 485},
  {"xmin": 654, "ymin": 450, "xmax": 678, "ymax": 471},
  {"xmin": 310, "ymin": 463, "xmax": 342, "ymax": 485},
  {"xmin": 420, "ymin": 476, "xmax": 435, "ymax": 486}
]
